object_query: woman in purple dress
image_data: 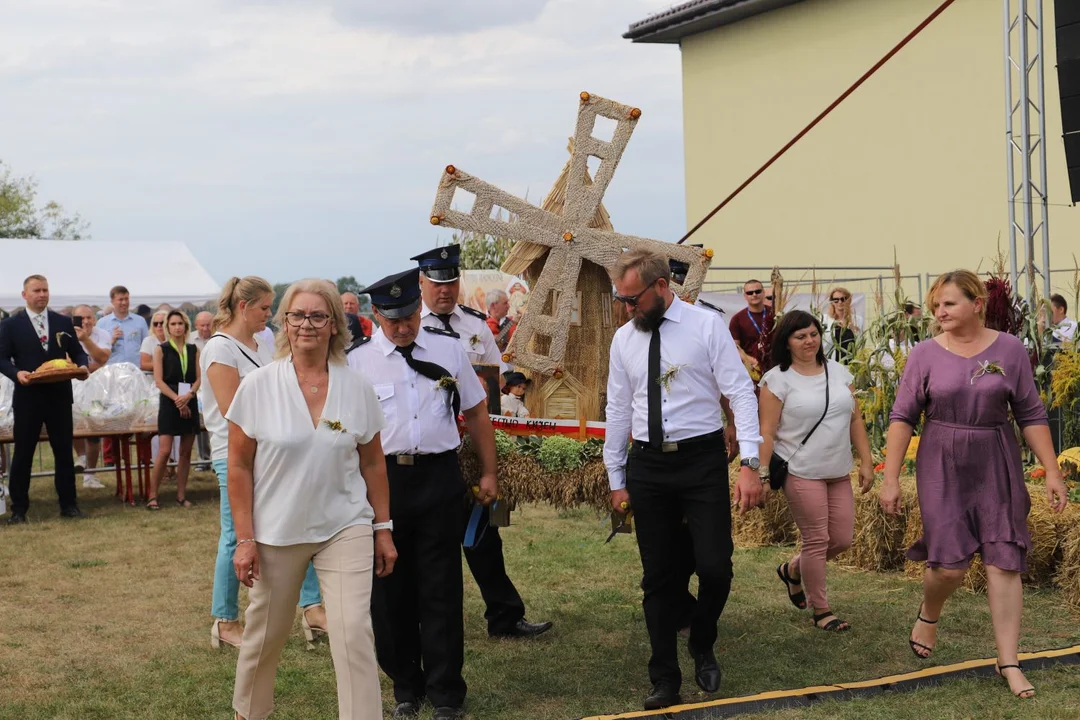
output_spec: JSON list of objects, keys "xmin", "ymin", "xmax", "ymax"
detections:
[{"xmin": 880, "ymin": 270, "xmax": 1068, "ymax": 699}]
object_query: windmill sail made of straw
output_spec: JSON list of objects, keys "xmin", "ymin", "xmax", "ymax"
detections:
[{"xmin": 429, "ymin": 92, "xmax": 712, "ymax": 379}]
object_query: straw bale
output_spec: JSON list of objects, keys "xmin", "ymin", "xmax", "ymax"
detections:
[
  {"xmin": 459, "ymin": 443, "xmax": 610, "ymax": 512},
  {"xmin": 838, "ymin": 477, "xmax": 916, "ymax": 572},
  {"xmin": 903, "ymin": 494, "xmax": 924, "ymax": 582},
  {"xmin": 730, "ymin": 480, "xmax": 797, "ymax": 548},
  {"xmin": 1023, "ymin": 493, "xmax": 1060, "ymax": 587},
  {"xmin": 961, "ymin": 554, "xmax": 987, "ymax": 593},
  {"xmin": 1056, "ymin": 526, "xmax": 1080, "ymax": 609}
]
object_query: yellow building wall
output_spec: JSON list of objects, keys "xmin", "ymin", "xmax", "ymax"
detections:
[{"xmin": 681, "ymin": 0, "xmax": 1079, "ymax": 302}]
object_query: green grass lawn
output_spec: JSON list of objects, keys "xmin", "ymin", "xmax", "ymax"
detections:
[{"xmin": 0, "ymin": 458, "xmax": 1078, "ymax": 719}]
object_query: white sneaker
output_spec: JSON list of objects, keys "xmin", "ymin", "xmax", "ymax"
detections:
[
  {"xmin": 75, "ymin": 455, "xmax": 87, "ymax": 472},
  {"xmin": 82, "ymin": 474, "xmax": 105, "ymax": 489}
]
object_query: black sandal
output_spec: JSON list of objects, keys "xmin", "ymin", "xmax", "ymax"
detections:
[
  {"xmin": 177, "ymin": 498, "xmax": 195, "ymax": 508},
  {"xmin": 146, "ymin": 498, "xmax": 160, "ymax": 511},
  {"xmin": 909, "ymin": 603, "xmax": 937, "ymax": 659},
  {"xmin": 776, "ymin": 563, "xmax": 807, "ymax": 610},
  {"xmin": 995, "ymin": 663, "xmax": 1035, "ymax": 699},
  {"xmin": 812, "ymin": 611, "xmax": 850, "ymax": 632}
]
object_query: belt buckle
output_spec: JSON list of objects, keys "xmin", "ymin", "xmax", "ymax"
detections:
[
  {"xmin": 661, "ymin": 442, "xmax": 678, "ymax": 453},
  {"xmin": 396, "ymin": 455, "xmax": 415, "ymax": 466}
]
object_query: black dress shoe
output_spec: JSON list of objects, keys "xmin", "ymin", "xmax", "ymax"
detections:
[
  {"xmin": 490, "ymin": 618, "xmax": 553, "ymax": 639},
  {"xmin": 59, "ymin": 507, "xmax": 88, "ymax": 519},
  {"xmin": 643, "ymin": 682, "xmax": 681, "ymax": 711},
  {"xmin": 690, "ymin": 644, "xmax": 721, "ymax": 693},
  {"xmin": 6, "ymin": 513, "xmax": 27, "ymax": 525},
  {"xmin": 391, "ymin": 701, "xmax": 422, "ymax": 718},
  {"xmin": 432, "ymin": 706, "xmax": 464, "ymax": 720}
]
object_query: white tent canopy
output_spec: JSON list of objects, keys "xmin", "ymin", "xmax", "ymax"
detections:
[{"xmin": 0, "ymin": 239, "xmax": 221, "ymax": 311}]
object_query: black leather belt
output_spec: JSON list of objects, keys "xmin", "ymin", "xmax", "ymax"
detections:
[
  {"xmin": 387, "ymin": 450, "xmax": 456, "ymax": 466},
  {"xmin": 632, "ymin": 430, "xmax": 724, "ymax": 453}
]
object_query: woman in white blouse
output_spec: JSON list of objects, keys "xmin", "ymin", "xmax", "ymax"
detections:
[
  {"xmin": 758, "ymin": 310, "xmax": 875, "ymax": 632},
  {"xmin": 226, "ymin": 279, "xmax": 397, "ymax": 720},
  {"xmin": 140, "ymin": 310, "xmax": 168, "ymax": 372},
  {"xmin": 203, "ymin": 277, "xmax": 328, "ymax": 651}
]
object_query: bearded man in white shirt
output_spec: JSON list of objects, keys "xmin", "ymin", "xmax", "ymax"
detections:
[{"xmin": 604, "ymin": 249, "xmax": 763, "ymax": 710}]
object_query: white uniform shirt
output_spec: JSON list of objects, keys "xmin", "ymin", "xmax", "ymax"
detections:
[
  {"xmin": 201, "ymin": 332, "xmax": 273, "ymax": 461},
  {"xmin": 421, "ymin": 302, "xmax": 501, "ymax": 366},
  {"xmin": 347, "ymin": 328, "xmax": 486, "ymax": 456},
  {"xmin": 759, "ymin": 360, "xmax": 856, "ymax": 479},
  {"xmin": 226, "ymin": 359, "xmax": 384, "ymax": 546},
  {"xmin": 603, "ymin": 295, "xmax": 762, "ymax": 491}
]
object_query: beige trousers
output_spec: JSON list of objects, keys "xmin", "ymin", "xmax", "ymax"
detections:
[{"xmin": 232, "ymin": 523, "xmax": 380, "ymax": 720}]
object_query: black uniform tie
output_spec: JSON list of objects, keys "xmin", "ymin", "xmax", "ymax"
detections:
[
  {"xmin": 647, "ymin": 318, "xmax": 665, "ymax": 448},
  {"xmin": 395, "ymin": 343, "xmax": 460, "ymax": 417},
  {"xmin": 435, "ymin": 313, "xmax": 455, "ymax": 333}
]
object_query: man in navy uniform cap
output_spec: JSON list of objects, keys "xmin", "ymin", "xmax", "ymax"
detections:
[
  {"xmin": 348, "ymin": 268, "xmax": 498, "ymax": 720},
  {"xmin": 411, "ymin": 244, "xmax": 553, "ymax": 640}
]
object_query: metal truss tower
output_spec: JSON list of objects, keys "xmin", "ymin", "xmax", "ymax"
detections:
[{"xmin": 1004, "ymin": 0, "xmax": 1052, "ymax": 303}]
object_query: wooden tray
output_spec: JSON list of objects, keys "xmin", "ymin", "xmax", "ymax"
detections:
[{"xmin": 27, "ymin": 366, "xmax": 90, "ymax": 384}]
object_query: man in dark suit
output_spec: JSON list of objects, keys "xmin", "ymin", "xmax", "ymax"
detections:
[{"xmin": 0, "ymin": 274, "xmax": 89, "ymax": 523}]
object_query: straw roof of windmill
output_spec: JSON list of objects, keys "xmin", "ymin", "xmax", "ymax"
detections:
[{"xmin": 501, "ymin": 138, "xmax": 613, "ymax": 277}]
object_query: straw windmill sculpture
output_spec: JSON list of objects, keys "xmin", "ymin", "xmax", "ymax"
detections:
[{"xmin": 429, "ymin": 92, "xmax": 712, "ymax": 421}]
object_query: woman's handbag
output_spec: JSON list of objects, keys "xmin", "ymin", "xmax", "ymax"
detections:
[{"xmin": 769, "ymin": 361, "xmax": 830, "ymax": 491}]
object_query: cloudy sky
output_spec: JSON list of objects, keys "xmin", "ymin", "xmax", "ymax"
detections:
[{"xmin": 1, "ymin": 0, "xmax": 685, "ymax": 288}]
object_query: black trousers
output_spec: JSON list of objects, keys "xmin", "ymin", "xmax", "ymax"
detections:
[
  {"xmin": 10, "ymin": 399, "xmax": 77, "ymax": 515},
  {"xmin": 627, "ymin": 443, "xmax": 733, "ymax": 689},
  {"xmin": 372, "ymin": 453, "xmax": 467, "ymax": 708},
  {"xmin": 674, "ymin": 521, "xmax": 698, "ymax": 628},
  {"xmin": 462, "ymin": 507, "xmax": 526, "ymax": 634}
]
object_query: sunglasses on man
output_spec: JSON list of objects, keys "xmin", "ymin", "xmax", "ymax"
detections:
[
  {"xmin": 613, "ymin": 279, "xmax": 659, "ymax": 308},
  {"xmin": 745, "ymin": 288, "xmax": 763, "ymax": 296}
]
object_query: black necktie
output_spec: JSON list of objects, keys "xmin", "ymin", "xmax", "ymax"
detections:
[
  {"xmin": 435, "ymin": 313, "xmax": 455, "ymax": 332},
  {"xmin": 395, "ymin": 343, "xmax": 460, "ymax": 417},
  {"xmin": 647, "ymin": 318, "xmax": 665, "ymax": 448}
]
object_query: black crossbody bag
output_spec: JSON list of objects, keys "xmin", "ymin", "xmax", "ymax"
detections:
[
  {"xmin": 210, "ymin": 333, "xmax": 261, "ymax": 369},
  {"xmin": 769, "ymin": 362, "xmax": 830, "ymax": 491}
]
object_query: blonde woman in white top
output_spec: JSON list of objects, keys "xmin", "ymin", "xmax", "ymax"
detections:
[
  {"xmin": 140, "ymin": 310, "xmax": 168, "ymax": 372},
  {"xmin": 203, "ymin": 277, "xmax": 327, "ymax": 651},
  {"xmin": 759, "ymin": 310, "xmax": 875, "ymax": 632},
  {"xmin": 226, "ymin": 279, "xmax": 396, "ymax": 720}
]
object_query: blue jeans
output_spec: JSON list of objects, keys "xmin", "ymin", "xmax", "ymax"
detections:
[{"xmin": 211, "ymin": 459, "xmax": 322, "ymax": 619}]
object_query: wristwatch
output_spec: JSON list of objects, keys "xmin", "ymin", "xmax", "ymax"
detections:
[
  {"xmin": 372, "ymin": 521, "xmax": 394, "ymax": 532},
  {"xmin": 740, "ymin": 457, "xmax": 760, "ymax": 471}
]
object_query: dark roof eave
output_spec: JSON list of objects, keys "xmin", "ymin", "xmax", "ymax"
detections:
[{"xmin": 624, "ymin": 0, "xmax": 806, "ymax": 44}]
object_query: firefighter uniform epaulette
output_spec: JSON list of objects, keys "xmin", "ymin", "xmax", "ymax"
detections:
[
  {"xmin": 698, "ymin": 299, "xmax": 725, "ymax": 316},
  {"xmin": 345, "ymin": 334, "xmax": 372, "ymax": 354},
  {"xmin": 423, "ymin": 326, "xmax": 460, "ymax": 339},
  {"xmin": 458, "ymin": 304, "xmax": 487, "ymax": 321}
]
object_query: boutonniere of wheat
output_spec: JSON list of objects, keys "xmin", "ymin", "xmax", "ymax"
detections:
[
  {"xmin": 436, "ymin": 376, "xmax": 459, "ymax": 392},
  {"xmin": 321, "ymin": 418, "xmax": 347, "ymax": 434},
  {"xmin": 55, "ymin": 331, "xmax": 71, "ymax": 345},
  {"xmin": 970, "ymin": 360, "xmax": 1006, "ymax": 385},
  {"xmin": 469, "ymin": 334, "xmax": 480, "ymax": 349},
  {"xmin": 657, "ymin": 364, "xmax": 687, "ymax": 392}
]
